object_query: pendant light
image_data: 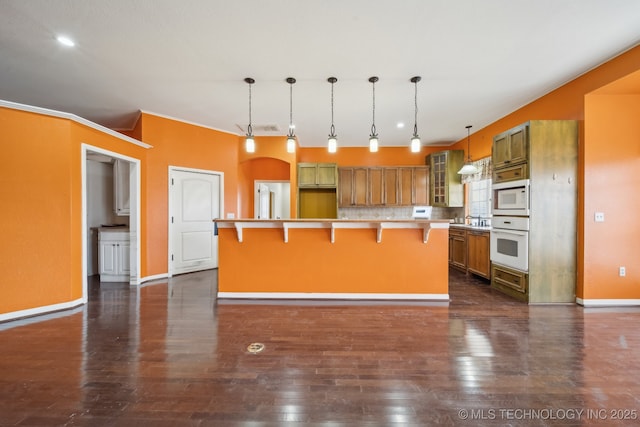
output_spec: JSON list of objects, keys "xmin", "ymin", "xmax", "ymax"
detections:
[
  {"xmin": 244, "ymin": 77, "xmax": 255, "ymax": 153},
  {"xmin": 410, "ymin": 76, "xmax": 421, "ymax": 152},
  {"xmin": 286, "ymin": 77, "xmax": 296, "ymax": 153},
  {"xmin": 458, "ymin": 125, "xmax": 480, "ymax": 175},
  {"xmin": 368, "ymin": 76, "xmax": 379, "ymax": 152},
  {"xmin": 327, "ymin": 77, "xmax": 338, "ymax": 153}
]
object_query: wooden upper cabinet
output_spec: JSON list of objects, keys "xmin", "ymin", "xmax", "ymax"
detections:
[
  {"xmin": 316, "ymin": 163, "xmax": 338, "ymax": 186},
  {"xmin": 398, "ymin": 168, "xmax": 414, "ymax": 206},
  {"xmin": 368, "ymin": 168, "xmax": 384, "ymax": 205},
  {"xmin": 298, "ymin": 163, "xmax": 338, "ymax": 188},
  {"xmin": 413, "ymin": 167, "xmax": 429, "ymax": 205},
  {"xmin": 338, "ymin": 168, "xmax": 354, "ymax": 207},
  {"xmin": 338, "ymin": 165, "xmax": 429, "ymax": 207},
  {"xmin": 338, "ymin": 167, "xmax": 367, "ymax": 206},
  {"xmin": 353, "ymin": 168, "xmax": 368, "ymax": 205},
  {"xmin": 426, "ymin": 151, "xmax": 463, "ymax": 207},
  {"xmin": 298, "ymin": 163, "xmax": 318, "ymax": 187},
  {"xmin": 492, "ymin": 123, "xmax": 529, "ymax": 170},
  {"xmin": 384, "ymin": 168, "xmax": 399, "ymax": 206}
]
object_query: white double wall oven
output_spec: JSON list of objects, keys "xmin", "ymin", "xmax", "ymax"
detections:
[{"xmin": 490, "ymin": 179, "xmax": 530, "ymax": 272}]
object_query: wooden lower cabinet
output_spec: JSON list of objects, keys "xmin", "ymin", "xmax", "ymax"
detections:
[
  {"xmin": 448, "ymin": 228, "xmax": 467, "ymax": 272},
  {"xmin": 467, "ymin": 230, "xmax": 490, "ymax": 279},
  {"xmin": 491, "ymin": 263, "xmax": 528, "ymax": 302},
  {"xmin": 449, "ymin": 227, "xmax": 491, "ymax": 280}
]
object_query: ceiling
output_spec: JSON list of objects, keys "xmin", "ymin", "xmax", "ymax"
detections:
[{"xmin": 1, "ymin": 1, "xmax": 640, "ymax": 148}]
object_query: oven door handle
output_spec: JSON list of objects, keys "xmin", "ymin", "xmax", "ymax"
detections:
[{"xmin": 491, "ymin": 228, "xmax": 527, "ymax": 237}]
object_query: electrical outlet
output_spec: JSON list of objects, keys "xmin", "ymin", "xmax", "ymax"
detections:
[
  {"xmin": 595, "ymin": 212, "xmax": 605, "ymax": 222},
  {"xmin": 619, "ymin": 267, "xmax": 626, "ymax": 277}
]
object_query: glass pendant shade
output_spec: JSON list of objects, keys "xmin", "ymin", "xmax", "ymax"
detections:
[
  {"xmin": 286, "ymin": 136, "xmax": 296, "ymax": 153},
  {"xmin": 369, "ymin": 136, "xmax": 379, "ymax": 152},
  {"xmin": 328, "ymin": 136, "xmax": 337, "ymax": 153},
  {"xmin": 245, "ymin": 135, "xmax": 255, "ymax": 153},
  {"xmin": 410, "ymin": 135, "xmax": 421, "ymax": 153},
  {"xmin": 458, "ymin": 163, "xmax": 479, "ymax": 175}
]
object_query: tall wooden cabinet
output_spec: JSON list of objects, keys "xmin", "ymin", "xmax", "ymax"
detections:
[
  {"xmin": 490, "ymin": 120, "xmax": 578, "ymax": 303},
  {"xmin": 426, "ymin": 150, "xmax": 464, "ymax": 207}
]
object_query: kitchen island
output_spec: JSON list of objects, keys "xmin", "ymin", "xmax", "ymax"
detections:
[{"xmin": 214, "ymin": 219, "xmax": 450, "ymax": 300}]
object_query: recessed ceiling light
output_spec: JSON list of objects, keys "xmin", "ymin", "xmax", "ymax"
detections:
[
  {"xmin": 56, "ymin": 35, "xmax": 75, "ymax": 47},
  {"xmin": 397, "ymin": 122, "xmax": 405, "ymax": 129}
]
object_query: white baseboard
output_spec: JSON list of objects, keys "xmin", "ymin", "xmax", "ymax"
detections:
[
  {"xmin": 217, "ymin": 292, "xmax": 450, "ymax": 301},
  {"xmin": 0, "ymin": 298, "xmax": 84, "ymax": 323},
  {"xmin": 138, "ymin": 273, "xmax": 169, "ymax": 284},
  {"xmin": 577, "ymin": 298, "xmax": 640, "ymax": 307}
]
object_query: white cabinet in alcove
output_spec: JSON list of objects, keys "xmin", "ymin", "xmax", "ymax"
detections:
[
  {"xmin": 113, "ymin": 159, "xmax": 130, "ymax": 216},
  {"xmin": 98, "ymin": 229, "xmax": 130, "ymax": 282}
]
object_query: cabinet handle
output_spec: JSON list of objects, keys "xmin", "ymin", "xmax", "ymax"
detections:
[
  {"xmin": 515, "ymin": 172, "xmax": 520, "ymax": 176},
  {"xmin": 513, "ymin": 278, "xmax": 519, "ymax": 283},
  {"xmin": 505, "ymin": 160, "xmax": 511, "ymax": 164},
  {"xmin": 497, "ymin": 174, "xmax": 503, "ymax": 179}
]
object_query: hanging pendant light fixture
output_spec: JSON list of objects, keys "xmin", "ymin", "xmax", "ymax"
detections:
[
  {"xmin": 458, "ymin": 125, "xmax": 480, "ymax": 175},
  {"xmin": 286, "ymin": 77, "xmax": 296, "ymax": 153},
  {"xmin": 368, "ymin": 76, "xmax": 379, "ymax": 152},
  {"xmin": 327, "ymin": 77, "xmax": 338, "ymax": 153},
  {"xmin": 410, "ymin": 76, "xmax": 421, "ymax": 152},
  {"xmin": 244, "ymin": 77, "xmax": 256, "ymax": 153}
]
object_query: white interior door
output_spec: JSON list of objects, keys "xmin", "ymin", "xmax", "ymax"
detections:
[{"xmin": 170, "ymin": 169, "xmax": 221, "ymax": 275}]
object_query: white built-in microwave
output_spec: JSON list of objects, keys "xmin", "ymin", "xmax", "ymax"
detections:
[{"xmin": 492, "ymin": 179, "xmax": 530, "ymax": 216}]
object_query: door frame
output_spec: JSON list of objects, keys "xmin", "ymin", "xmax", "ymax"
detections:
[
  {"xmin": 168, "ymin": 166, "xmax": 224, "ymax": 278},
  {"xmin": 81, "ymin": 144, "xmax": 142, "ymax": 302}
]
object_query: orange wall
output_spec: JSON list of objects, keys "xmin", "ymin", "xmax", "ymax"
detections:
[
  {"xmin": 0, "ymin": 107, "xmax": 146, "ymax": 315},
  {"xmin": 582, "ymin": 92, "xmax": 640, "ymax": 298},
  {"xmin": 139, "ymin": 113, "xmax": 240, "ymax": 277}
]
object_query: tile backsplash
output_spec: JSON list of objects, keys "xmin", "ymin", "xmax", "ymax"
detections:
[{"xmin": 338, "ymin": 206, "xmax": 464, "ymax": 221}]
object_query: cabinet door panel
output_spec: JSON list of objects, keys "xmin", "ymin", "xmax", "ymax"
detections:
[
  {"xmin": 384, "ymin": 168, "xmax": 399, "ymax": 206},
  {"xmin": 413, "ymin": 167, "xmax": 429, "ymax": 205},
  {"xmin": 369, "ymin": 168, "xmax": 384, "ymax": 205},
  {"xmin": 298, "ymin": 164, "xmax": 318, "ymax": 187},
  {"xmin": 338, "ymin": 168, "xmax": 354, "ymax": 207},
  {"xmin": 467, "ymin": 232, "xmax": 490, "ymax": 279},
  {"xmin": 508, "ymin": 125, "xmax": 528, "ymax": 165},
  {"xmin": 492, "ymin": 133, "xmax": 510, "ymax": 168},
  {"xmin": 119, "ymin": 242, "xmax": 131, "ymax": 275},
  {"xmin": 99, "ymin": 242, "xmax": 118, "ymax": 275},
  {"xmin": 317, "ymin": 164, "xmax": 337, "ymax": 186},
  {"xmin": 353, "ymin": 168, "xmax": 368, "ymax": 206}
]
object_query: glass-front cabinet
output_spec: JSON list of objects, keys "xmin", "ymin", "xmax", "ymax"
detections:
[{"xmin": 426, "ymin": 150, "xmax": 464, "ymax": 207}]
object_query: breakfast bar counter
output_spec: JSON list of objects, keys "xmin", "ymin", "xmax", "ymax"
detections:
[{"xmin": 214, "ymin": 219, "xmax": 450, "ymax": 301}]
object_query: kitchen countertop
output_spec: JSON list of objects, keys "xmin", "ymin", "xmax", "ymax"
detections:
[{"xmin": 450, "ymin": 223, "xmax": 492, "ymax": 231}]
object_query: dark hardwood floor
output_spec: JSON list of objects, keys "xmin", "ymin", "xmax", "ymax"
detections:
[{"xmin": 1, "ymin": 269, "xmax": 640, "ymax": 426}]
